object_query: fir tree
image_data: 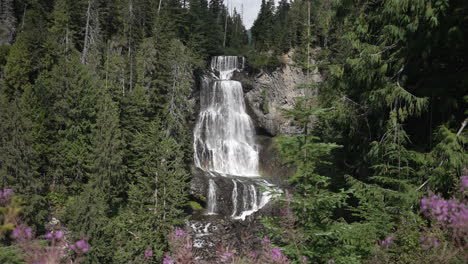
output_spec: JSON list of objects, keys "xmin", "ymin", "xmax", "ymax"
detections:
[
  {"xmin": 251, "ymin": 0, "xmax": 275, "ymax": 51},
  {"xmin": 0, "ymin": 94, "xmax": 48, "ymax": 230},
  {"xmin": 65, "ymin": 88, "xmax": 125, "ymax": 263},
  {"xmin": 114, "ymin": 120, "xmax": 190, "ymax": 262},
  {"xmin": 46, "ymin": 53, "xmax": 97, "ymax": 188}
]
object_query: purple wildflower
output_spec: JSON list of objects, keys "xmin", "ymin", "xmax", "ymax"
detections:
[
  {"xmin": 175, "ymin": 228, "xmax": 185, "ymax": 237},
  {"xmin": 82, "ymin": 246, "xmax": 89, "ymax": 253},
  {"xmin": 221, "ymin": 252, "xmax": 234, "ymax": 261},
  {"xmin": 163, "ymin": 255, "xmax": 174, "ymax": 264},
  {"xmin": 144, "ymin": 249, "xmax": 153, "ymax": 259},
  {"xmin": 3, "ymin": 188, "xmax": 13, "ymax": 197},
  {"xmin": 76, "ymin": 240, "xmax": 87, "ymax": 249},
  {"xmin": 12, "ymin": 225, "xmax": 33, "ymax": 240},
  {"xmin": 302, "ymin": 256, "xmax": 309, "ymax": 262},
  {"xmin": 379, "ymin": 236, "xmax": 394, "ymax": 249},
  {"xmin": 54, "ymin": 230, "xmax": 64, "ymax": 240},
  {"xmin": 69, "ymin": 244, "xmax": 76, "ymax": 250},
  {"xmin": 261, "ymin": 238, "xmax": 271, "ymax": 245},
  {"xmin": 420, "ymin": 198, "xmax": 428, "ymax": 211},
  {"xmin": 271, "ymin": 248, "xmax": 283, "ymax": 261},
  {"xmin": 24, "ymin": 227, "xmax": 32, "ymax": 238},
  {"xmin": 461, "ymin": 176, "xmax": 468, "ymax": 191},
  {"xmin": 328, "ymin": 260, "xmax": 336, "ymax": 264},
  {"xmin": 12, "ymin": 227, "xmax": 20, "ymax": 238},
  {"xmin": 75, "ymin": 239, "xmax": 90, "ymax": 253},
  {"xmin": 45, "ymin": 232, "xmax": 53, "ymax": 240}
]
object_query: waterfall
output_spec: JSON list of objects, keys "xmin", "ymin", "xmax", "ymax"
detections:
[
  {"xmin": 231, "ymin": 180, "xmax": 238, "ymax": 217},
  {"xmin": 207, "ymin": 179, "xmax": 217, "ymax": 215},
  {"xmin": 194, "ymin": 82, "xmax": 259, "ymax": 175},
  {"xmin": 194, "ymin": 56, "xmax": 273, "ymax": 220}
]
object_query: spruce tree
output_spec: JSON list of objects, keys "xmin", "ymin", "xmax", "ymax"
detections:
[
  {"xmin": 3, "ymin": 34, "xmax": 34, "ymax": 99},
  {"xmin": 0, "ymin": 93, "xmax": 48, "ymax": 230},
  {"xmin": 114, "ymin": 120, "xmax": 190, "ymax": 262},
  {"xmin": 65, "ymin": 88, "xmax": 125, "ymax": 263},
  {"xmin": 251, "ymin": 0, "xmax": 275, "ymax": 50},
  {"xmin": 46, "ymin": 53, "xmax": 97, "ymax": 188}
]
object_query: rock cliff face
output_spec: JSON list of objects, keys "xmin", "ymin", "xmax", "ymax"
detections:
[{"xmin": 233, "ymin": 57, "xmax": 322, "ymax": 137}]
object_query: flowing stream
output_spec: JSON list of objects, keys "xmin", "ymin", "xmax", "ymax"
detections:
[{"xmin": 194, "ymin": 56, "xmax": 274, "ymax": 220}]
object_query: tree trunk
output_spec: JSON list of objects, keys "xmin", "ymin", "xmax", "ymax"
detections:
[
  {"xmin": 128, "ymin": 0, "xmax": 134, "ymax": 92},
  {"xmin": 456, "ymin": 117, "xmax": 467, "ymax": 136},
  {"xmin": 158, "ymin": 0, "xmax": 163, "ymax": 15},
  {"xmin": 81, "ymin": 0, "xmax": 92, "ymax": 64},
  {"xmin": 223, "ymin": 1, "xmax": 229, "ymax": 48},
  {"xmin": 307, "ymin": 0, "xmax": 311, "ymax": 79}
]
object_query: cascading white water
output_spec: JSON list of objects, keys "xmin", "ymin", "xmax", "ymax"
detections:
[
  {"xmin": 231, "ymin": 180, "xmax": 238, "ymax": 217},
  {"xmin": 194, "ymin": 62, "xmax": 259, "ymax": 176},
  {"xmin": 194, "ymin": 56, "xmax": 273, "ymax": 220},
  {"xmin": 210, "ymin": 56, "xmax": 245, "ymax": 80},
  {"xmin": 207, "ymin": 179, "xmax": 217, "ymax": 215}
]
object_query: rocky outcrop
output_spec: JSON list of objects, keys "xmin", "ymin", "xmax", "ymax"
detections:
[
  {"xmin": 233, "ymin": 51, "xmax": 322, "ymax": 137},
  {"xmin": 186, "ymin": 216, "xmax": 266, "ymax": 261}
]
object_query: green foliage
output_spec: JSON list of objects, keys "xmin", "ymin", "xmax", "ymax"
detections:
[
  {"xmin": 0, "ymin": 45, "xmax": 10, "ymax": 69},
  {"xmin": 0, "ymin": 0, "xmax": 466, "ymax": 263},
  {"xmin": 246, "ymin": 51, "xmax": 281, "ymax": 71},
  {"xmin": 251, "ymin": 0, "xmax": 276, "ymax": 51},
  {"xmin": 113, "ymin": 120, "xmax": 190, "ymax": 263},
  {"xmin": 188, "ymin": 201, "xmax": 204, "ymax": 211},
  {"xmin": 258, "ymin": 0, "xmax": 467, "ymax": 263},
  {"xmin": 3, "ymin": 34, "xmax": 33, "ymax": 98},
  {"xmin": 63, "ymin": 87, "xmax": 125, "ymax": 263},
  {"xmin": 427, "ymin": 125, "xmax": 467, "ymax": 193},
  {"xmin": 45, "ymin": 53, "xmax": 98, "ymax": 187},
  {"xmin": 0, "ymin": 246, "xmax": 26, "ymax": 264},
  {"xmin": 47, "ymin": 190, "xmax": 68, "ymax": 208},
  {"xmin": 261, "ymin": 88, "xmax": 269, "ymax": 114}
]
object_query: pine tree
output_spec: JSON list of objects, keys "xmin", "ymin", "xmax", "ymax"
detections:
[
  {"xmin": 65, "ymin": 88, "xmax": 125, "ymax": 263},
  {"xmin": 251, "ymin": 0, "xmax": 275, "ymax": 51},
  {"xmin": 163, "ymin": 38, "xmax": 199, "ymax": 164},
  {"xmin": 120, "ymin": 84, "xmax": 150, "ymax": 182},
  {"xmin": 114, "ymin": 120, "xmax": 190, "ymax": 262},
  {"xmin": 186, "ymin": 0, "xmax": 211, "ymax": 57},
  {"xmin": 46, "ymin": 53, "xmax": 98, "ymax": 188},
  {"xmin": 265, "ymin": 100, "xmax": 355, "ymax": 263},
  {"xmin": 3, "ymin": 34, "xmax": 34, "ymax": 99},
  {"xmin": 272, "ymin": 0, "xmax": 291, "ymax": 51},
  {"xmin": 0, "ymin": 94, "xmax": 48, "ymax": 230}
]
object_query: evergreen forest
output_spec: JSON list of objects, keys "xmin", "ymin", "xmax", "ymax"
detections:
[{"xmin": 0, "ymin": 0, "xmax": 466, "ymax": 263}]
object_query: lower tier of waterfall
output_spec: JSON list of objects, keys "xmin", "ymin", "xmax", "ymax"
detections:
[{"xmin": 198, "ymin": 171, "xmax": 275, "ymax": 220}]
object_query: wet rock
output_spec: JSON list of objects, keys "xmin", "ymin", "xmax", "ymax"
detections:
[
  {"xmin": 191, "ymin": 168, "xmax": 278, "ymax": 219},
  {"xmin": 185, "ymin": 211, "xmax": 277, "ymax": 261}
]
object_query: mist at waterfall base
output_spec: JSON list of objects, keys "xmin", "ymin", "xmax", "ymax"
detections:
[{"xmin": 193, "ymin": 56, "xmax": 276, "ymax": 220}]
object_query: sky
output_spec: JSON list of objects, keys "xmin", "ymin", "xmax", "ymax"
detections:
[{"xmin": 226, "ymin": 0, "xmax": 277, "ymax": 29}]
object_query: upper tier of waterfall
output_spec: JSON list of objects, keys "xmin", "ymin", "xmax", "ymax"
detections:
[
  {"xmin": 210, "ymin": 56, "xmax": 245, "ymax": 80},
  {"xmin": 194, "ymin": 56, "xmax": 259, "ymax": 177}
]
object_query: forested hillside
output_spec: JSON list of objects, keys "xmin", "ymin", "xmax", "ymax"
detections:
[
  {"xmin": 0, "ymin": 0, "xmax": 248, "ymax": 263},
  {"xmin": 0, "ymin": 0, "xmax": 467, "ymax": 263},
  {"xmin": 249, "ymin": 0, "xmax": 467, "ymax": 263}
]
